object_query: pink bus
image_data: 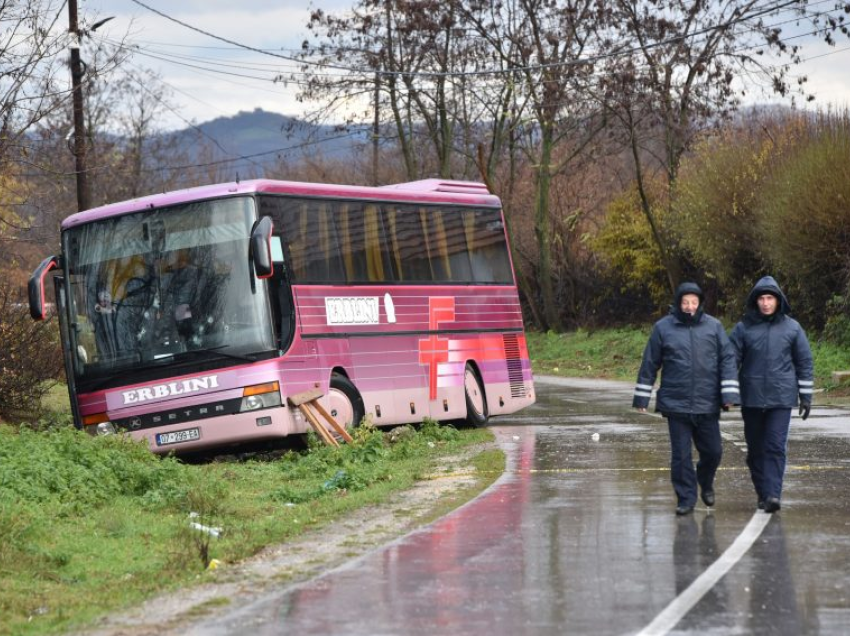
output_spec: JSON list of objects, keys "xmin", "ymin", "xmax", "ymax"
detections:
[{"xmin": 29, "ymin": 179, "xmax": 535, "ymax": 455}]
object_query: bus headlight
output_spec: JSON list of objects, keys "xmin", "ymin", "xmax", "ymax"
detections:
[
  {"xmin": 96, "ymin": 422, "xmax": 117, "ymax": 436},
  {"xmin": 239, "ymin": 382, "xmax": 282, "ymax": 412},
  {"xmin": 243, "ymin": 395, "xmax": 263, "ymax": 411},
  {"xmin": 83, "ymin": 412, "xmax": 115, "ymax": 436}
]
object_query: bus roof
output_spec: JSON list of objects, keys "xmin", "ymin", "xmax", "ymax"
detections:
[{"xmin": 61, "ymin": 179, "xmax": 502, "ymax": 230}]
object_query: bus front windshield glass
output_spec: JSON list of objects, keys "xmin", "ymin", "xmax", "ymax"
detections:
[{"xmin": 65, "ymin": 196, "xmax": 275, "ymax": 383}]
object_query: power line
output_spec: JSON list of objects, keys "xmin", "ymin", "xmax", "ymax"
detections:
[
  {"xmin": 13, "ymin": 130, "xmax": 367, "ymax": 179},
  {"xmin": 122, "ymin": 65, "xmax": 268, "ymax": 173},
  {"xmin": 116, "ymin": 16, "xmax": 846, "ymax": 87},
  {"xmin": 102, "ymin": 12, "xmax": 850, "ymax": 119},
  {"xmin": 129, "ymin": 0, "xmax": 343, "ymax": 70},
  {"xmin": 130, "ymin": 0, "xmax": 824, "ymax": 79},
  {"xmin": 119, "ymin": 0, "xmax": 839, "ymax": 58}
]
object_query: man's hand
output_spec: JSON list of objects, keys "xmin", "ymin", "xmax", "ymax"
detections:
[{"xmin": 799, "ymin": 402, "xmax": 811, "ymax": 420}]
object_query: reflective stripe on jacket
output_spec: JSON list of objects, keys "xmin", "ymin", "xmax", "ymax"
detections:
[
  {"xmin": 633, "ymin": 310, "xmax": 739, "ymax": 415},
  {"xmin": 729, "ymin": 276, "xmax": 814, "ymax": 408}
]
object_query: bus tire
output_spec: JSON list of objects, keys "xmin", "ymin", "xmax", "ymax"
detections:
[
  {"xmin": 463, "ymin": 363, "xmax": 489, "ymax": 428},
  {"xmin": 329, "ymin": 373, "xmax": 365, "ymax": 430}
]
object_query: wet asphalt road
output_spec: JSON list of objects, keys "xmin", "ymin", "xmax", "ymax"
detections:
[{"xmin": 188, "ymin": 376, "xmax": 850, "ymax": 635}]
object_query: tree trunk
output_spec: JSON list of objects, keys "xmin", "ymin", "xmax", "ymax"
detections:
[
  {"xmin": 535, "ymin": 128, "xmax": 560, "ymax": 330},
  {"xmin": 629, "ymin": 127, "xmax": 679, "ymax": 294}
]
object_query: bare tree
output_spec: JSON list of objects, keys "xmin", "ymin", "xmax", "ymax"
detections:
[
  {"xmin": 3, "ymin": 3, "xmax": 139, "ymax": 257},
  {"xmin": 0, "ymin": 2, "xmax": 70, "ymax": 161},
  {"xmin": 300, "ymin": 0, "xmax": 492, "ymax": 181},
  {"xmin": 0, "ymin": 1, "xmax": 69, "ymax": 244},
  {"xmin": 462, "ymin": 0, "xmax": 610, "ymax": 329},
  {"xmin": 600, "ymin": 0, "xmax": 850, "ymax": 294}
]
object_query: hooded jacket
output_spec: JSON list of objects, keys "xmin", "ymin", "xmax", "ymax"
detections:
[
  {"xmin": 633, "ymin": 282, "xmax": 739, "ymax": 414},
  {"xmin": 729, "ymin": 276, "xmax": 814, "ymax": 408}
]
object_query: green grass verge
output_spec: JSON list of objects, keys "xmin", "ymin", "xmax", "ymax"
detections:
[
  {"xmin": 526, "ymin": 327, "xmax": 850, "ymax": 395},
  {"xmin": 0, "ymin": 421, "xmax": 498, "ymax": 636},
  {"xmin": 39, "ymin": 383, "xmax": 71, "ymax": 413},
  {"xmin": 526, "ymin": 328, "xmax": 646, "ymax": 380}
]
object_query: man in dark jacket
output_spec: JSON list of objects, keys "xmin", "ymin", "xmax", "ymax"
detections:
[
  {"xmin": 633, "ymin": 282, "xmax": 739, "ymax": 516},
  {"xmin": 729, "ymin": 276, "xmax": 814, "ymax": 513}
]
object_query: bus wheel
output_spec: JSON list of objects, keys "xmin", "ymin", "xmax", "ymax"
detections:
[
  {"xmin": 464, "ymin": 363, "xmax": 489, "ymax": 428},
  {"xmin": 328, "ymin": 373, "xmax": 365, "ymax": 431}
]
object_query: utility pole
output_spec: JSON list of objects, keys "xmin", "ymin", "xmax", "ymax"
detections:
[
  {"xmin": 372, "ymin": 72, "xmax": 380, "ymax": 187},
  {"xmin": 68, "ymin": 0, "xmax": 91, "ymax": 212}
]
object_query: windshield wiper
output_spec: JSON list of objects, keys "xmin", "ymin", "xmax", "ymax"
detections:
[
  {"xmin": 76, "ymin": 357, "xmax": 175, "ymax": 392},
  {"xmin": 175, "ymin": 345, "xmax": 256, "ymax": 363},
  {"xmin": 76, "ymin": 347, "xmax": 258, "ymax": 393}
]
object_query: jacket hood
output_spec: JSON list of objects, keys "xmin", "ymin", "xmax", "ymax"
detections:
[
  {"xmin": 746, "ymin": 275, "xmax": 791, "ymax": 317},
  {"xmin": 671, "ymin": 282, "xmax": 704, "ymax": 323}
]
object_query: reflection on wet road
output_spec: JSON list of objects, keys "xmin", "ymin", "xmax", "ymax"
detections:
[{"xmin": 190, "ymin": 377, "xmax": 850, "ymax": 635}]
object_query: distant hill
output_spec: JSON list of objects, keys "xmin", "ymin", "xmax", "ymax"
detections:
[{"xmin": 164, "ymin": 108, "xmax": 368, "ymax": 168}]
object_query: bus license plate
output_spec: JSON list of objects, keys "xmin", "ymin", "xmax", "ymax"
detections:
[{"xmin": 156, "ymin": 428, "xmax": 200, "ymax": 446}]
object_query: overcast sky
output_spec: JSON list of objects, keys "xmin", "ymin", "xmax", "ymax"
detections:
[{"xmin": 85, "ymin": 0, "xmax": 850, "ymax": 131}]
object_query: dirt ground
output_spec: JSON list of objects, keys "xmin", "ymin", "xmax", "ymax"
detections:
[{"xmin": 76, "ymin": 441, "xmax": 497, "ymax": 636}]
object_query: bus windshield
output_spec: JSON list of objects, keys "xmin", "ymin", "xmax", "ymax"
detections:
[{"xmin": 64, "ymin": 196, "xmax": 275, "ymax": 384}]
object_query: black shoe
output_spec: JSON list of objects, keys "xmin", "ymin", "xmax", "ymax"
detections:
[
  {"xmin": 676, "ymin": 505, "xmax": 694, "ymax": 516},
  {"xmin": 757, "ymin": 500, "xmax": 765, "ymax": 510},
  {"xmin": 701, "ymin": 490, "xmax": 715, "ymax": 507},
  {"xmin": 764, "ymin": 497, "xmax": 781, "ymax": 513}
]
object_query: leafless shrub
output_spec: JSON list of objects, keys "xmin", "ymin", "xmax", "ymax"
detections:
[{"xmin": 0, "ymin": 281, "xmax": 63, "ymax": 418}]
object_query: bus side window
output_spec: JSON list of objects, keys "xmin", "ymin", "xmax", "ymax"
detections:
[
  {"xmin": 336, "ymin": 203, "xmax": 369, "ymax": 283},
  {"xmin": 261, "ymin": 196, "xmax": 346, "ymax": 285},
  {"xmin": 301, "ymin": 202, "xmax": 331, "ymax": 281},
  {"xmin": 442, "ymin": 210, "xmax": 473, "ymax": 283},
  {"xmin": 425, "ymin": 210, "xmax": 452, "ymax": 281},
  {"xmin": 276, "ymin": 277, "xmax": 294, "ymax": 351},
  {"xmin": 386, "ymin": 206, "xmax": 432, "ymax": 282},
  {"xmin": 363, "ymin": 204, "xmax": 396, "ymax": 282},
  {"xmin": 268, "ymin": 237, "xmax": 293, "ymax": 351},
  {"xmin": 469, "ymin": 209, "xmax": 513, "ymax": 283}
]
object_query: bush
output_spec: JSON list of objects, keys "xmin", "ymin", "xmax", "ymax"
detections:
[
  {"xmin": 0, "ymin": 424, "xmax": 189, "ymax": 510},
  {"xmin": 755, "ymin": 111, "xmax": 850, "ymax": 328},
  {"xmin": 672, "ymin": 124, "xmax": 785, "ymax": 312},
  {"xmin": 0, "ymin": 279, "xmax": 63, "ymax": 418},
  {"xmin": 592, "ymin": 186, "xmax": 670, "ymax": 309},
  {"xmin": 822, "ymin": 295, "xmax": 850, "ymax": 349}
]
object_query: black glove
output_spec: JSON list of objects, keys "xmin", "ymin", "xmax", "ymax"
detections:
[{"xmin": 799, "ymin": 402, "xmax": 811, "ymax": 420}]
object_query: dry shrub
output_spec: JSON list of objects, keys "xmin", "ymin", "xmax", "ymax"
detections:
[
  {"xmin": 756, "ymin": 111, "xmax": 850, "ymax": 328},
  {"xmin": 0, "ymin": 279, "xmax": 63, "ymax": 418}
]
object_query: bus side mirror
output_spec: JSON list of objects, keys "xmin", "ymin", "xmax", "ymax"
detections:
[
  {"xmin": 29, "ymin": 255, "xmax": 60, "ymax": 320},
  {"xmin": 251, "ymin": 216, "xmax": 274, "ymax": 279}
]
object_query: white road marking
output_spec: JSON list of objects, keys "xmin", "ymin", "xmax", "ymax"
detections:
[
  {"xmin": 635, "ymin": 513, "xmax": 772, "ymax": 636},
  {"xmin": 633, "ymin": 415, "xmax": 758, "ymax": 634}
]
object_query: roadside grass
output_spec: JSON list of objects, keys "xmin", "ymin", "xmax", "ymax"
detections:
[
  {"xmin": 526, "ymin": 327, "xmax": 850, "ymax": 397},
  {"xmin": 0, "ymin": 420, "xmax": 498, "ymax": 636},
  {"xmin": 526, "ymin": 328, "xmax": 646, "ymax": 380},
  {"xmin": 810, "ymin": 340, "xmax": 850, "ymax": 396},
  {"xmin": 39, "ymin": 383, "xmax": 70, "ymax": 413}
]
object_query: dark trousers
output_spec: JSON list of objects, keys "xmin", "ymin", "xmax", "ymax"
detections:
[
  {"xmin": 666, "ymin": 414, "xmax": 723, "ymax": 507},
  {"xmin": 741, "ymin": 407, "xmax": 792, "ymax": 501}
]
